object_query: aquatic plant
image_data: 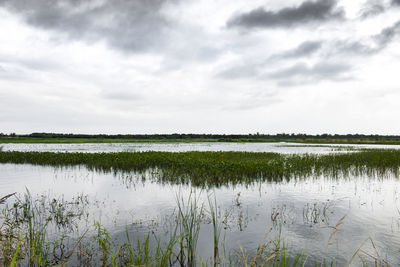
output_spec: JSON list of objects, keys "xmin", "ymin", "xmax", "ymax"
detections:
[
  {"xmin": 1, "ymin": 150, "xmax": 400, "ymax": 187},
  {"xmin": 0, "ymin": 190, "xmax": 392, "ymax": 266},
  {"xmin": 207, "ymin": 192, "xmax": 221, "ymax": 266},
  {"xmin": 175, "ymin": 191, "xmax": 203, "ymax": 267},
  {"xmin": 0, "ymin": 190, "xmax": 89, "ymax": 266}
]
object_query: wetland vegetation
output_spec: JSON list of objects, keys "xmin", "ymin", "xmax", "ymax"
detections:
[
  {"xmin": 1, "ymin": 147, "xmax": 399, "ymax": 266},
  {"xmin": 0, "ymin": 190, "xmax": 391, "ymax": 267},
  {"xmin": 0, "ymin": 150, "xmax": 400, "ymax": 187}
]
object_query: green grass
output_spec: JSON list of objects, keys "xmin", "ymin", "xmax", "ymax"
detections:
[{"xmin": 0, "ymin": 150, "xmax": 400, "ymax": 187}]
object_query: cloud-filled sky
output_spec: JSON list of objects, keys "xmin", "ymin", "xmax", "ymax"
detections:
[{"xmin": 0, "ymin": 0, "xmax": 400, "ymax": 134}]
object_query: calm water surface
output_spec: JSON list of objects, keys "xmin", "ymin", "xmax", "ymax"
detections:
[
  {"xmin": 2, "ymin": 142, "xmax": 400, "ymax": 153},
  {"xmin": 1, "ymin": 161, "xmax": 399, "ymax": 266}
]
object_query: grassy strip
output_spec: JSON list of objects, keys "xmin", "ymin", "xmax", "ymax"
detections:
[
  {"xmin": 1, "ymin": 150, "xmax": 400, "ymax": 186},
  {"xmin": 2, "ymin": 137, "xmax": 400, "ymax": 144}
]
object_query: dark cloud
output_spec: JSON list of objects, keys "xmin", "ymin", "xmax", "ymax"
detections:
[
  {"xmin": 392, "ymin": 0, "xmax": 400, "ymax": 6},
  {"xmin": 0, "ymin": 0, "xmax": 177, "ymax": 52},
  {"xmin": 227, "ymin": 0, "xmax": 344, "ymax": 29},
  {"xmin": 267, "ymin": 62, "xmax": 352, "ymax": 86}
]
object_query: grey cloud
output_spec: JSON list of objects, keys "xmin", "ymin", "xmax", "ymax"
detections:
[
  {"xmin": 329, "ymin": 40, "xmax": 376, "ymax": 55},
  {"xmin": 374, "ymin": 20, "xmax": 400, "ymax": 47},
  {"xmin": 392, "ymin": 0, "xmax": 400, "ymax": 6},
  {"xmin": 227, "ymin": 0, "xmax": 344, "ymax": 29},
  {"xmin": 217, "ymin": 19, "xmax": 400, "ymax": 82},
  {"xmin": 273, "ymin": 41, "xmax": 322, "ymax": 59},
  {"xmin": 217, "ymin": 41, "xmax": 323, "ymax": 80},
  {"xmin": 360, "ymin": 1, "xmax": 386, "ymax": 18},
  {"xmin": 216, "ymin": 64, "xmax": 261, "ymax": 80},
  {"xmin": 323, "ymin": 20, "xmax": 400, "ymax": 57},
  {"xmin": 360, "ymin": 0, "xmax": 400, "ymax": 18},
  {"xmin": 267, "ymin": 62, "xmax": 352, "ymax": 86},
  {"xmin": 0, "ymin": 0, "xmax": 177, "ymax": 52}
]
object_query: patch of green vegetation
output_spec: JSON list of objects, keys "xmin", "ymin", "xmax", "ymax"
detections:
[{"xmin": 1, "ymin": 150, "xmax": 400, "ymax": 187}]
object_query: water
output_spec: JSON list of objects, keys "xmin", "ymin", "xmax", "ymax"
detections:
[
  {"xmin": 1, "ymin": 162, "xmax": 399, "ymax": 266},
  {"xmin": 2, "ymin": 142, "xmax": 400, "ymax": 154}
]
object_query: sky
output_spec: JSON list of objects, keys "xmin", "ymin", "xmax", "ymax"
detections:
[{"xmin": 0, "ymin": 0, "xmax": 400, "ymax": 134}]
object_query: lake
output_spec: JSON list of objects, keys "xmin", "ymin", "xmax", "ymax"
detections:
[{"xmin": 0, "ymin": 143, "xmax": 399, "ymax": 266}]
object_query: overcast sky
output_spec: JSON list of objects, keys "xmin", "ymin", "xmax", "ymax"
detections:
[{"xmin": 1, "ymin": 0, "xmax": 400, "ymax": 134}]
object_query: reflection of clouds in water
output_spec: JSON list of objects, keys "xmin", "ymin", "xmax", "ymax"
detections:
[
  {"xmin": 0, "ymin": 164, "xmax": 399, "ymax": 265},
  {"xmin": 3, "ymin": 142, "xmax": 400, "ymax": 154}
]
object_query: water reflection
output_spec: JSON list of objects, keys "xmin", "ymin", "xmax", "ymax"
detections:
[
  {"xmin": 0, "ymin": 163, "xmax": 399, "ymax": 266},
  {"xmin": 2, "ymin": 142, "xmax": 400, "ymax": 154}
]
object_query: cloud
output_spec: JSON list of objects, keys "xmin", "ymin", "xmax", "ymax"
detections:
[
  {"xmin": 216, "ymin": 17, "xmax": 400, "ymax": 83},
  {"xmin": 360, "ymin": 0, "xmax": 400, "ymax": 18},
  {"xmin": 0, "ymin": 0, "xmax": 177, "ymax": 53},
  {"xmin": 360, "ymin": 1, "xmax": 386, "ymax": 18},
  {"xmin": 227, "ymin": 0, "xmax": 344, "ymax": 29},
  {"xmin": 267, "ymin": 62, "xmax": 352, "ymax": 86},
  {"xmin": 273, "ymin": 41, "xmax": 323, "ymax": 59},
  {"xmin": 216, "ymin": 41, "xmax": 323, "ymax": 80},
  {"xmin": 101, "ymin": 91, "xmax": 144, "ymax": 102},
  {"xmin": 374, "ymin": 20, "xmax": 400, "ymax": 47},
  {"xmin": 322, "ymin": 20, "xmax": 400, "ymax": 57},
  {"xmin": 216, "ymin": 64, "xmax": 261, "ymax": 80},
  {"xmin": 328, "ymin": 40, "xmax": 375, "ymax": 56},
  {"xmin": 392, "ymin": 0, "xmax": 400, "ymax": 6}
]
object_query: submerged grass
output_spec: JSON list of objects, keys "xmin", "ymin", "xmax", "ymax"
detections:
[
  {"xmin": 1, "ymin": 150, "xmax": 400, "ymax": 187},
  {"xmin": 1, "ymin": 191, "xmax": 390, "ymax": 266}
]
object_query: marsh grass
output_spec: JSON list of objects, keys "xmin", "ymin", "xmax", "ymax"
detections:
[
  {"xmin": 207, "ymin": 192, "xmax": 221, "ymax": 266},
  {"xmin": 1, "ymin": 149, "xmax": 399, "ymax": 265},
  {"xmin": 1, "ymin": 150, "xmax": 400, "ymax": 187},
  {"xmin": 0, "ymin": 190, "xmax": 393, "ymax": 266},
  {"xmin": 0, "ymin": 190, "xmax": 89, "ymax": 266},
  {"xmin": 175, "ymin": 191, "xmax": 204, "ymax": 267}
]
